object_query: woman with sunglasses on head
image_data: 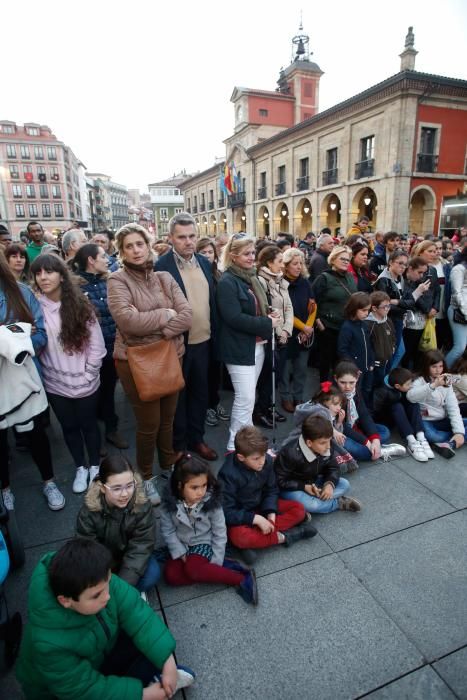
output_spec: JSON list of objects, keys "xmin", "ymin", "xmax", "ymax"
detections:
[
  {"xmin": 76, "ymin": 454, "xmax": 160, "ymax": 593},
  {"xmin": 216, "ymin": 234, "xmax": 279, "ymax": 451}
]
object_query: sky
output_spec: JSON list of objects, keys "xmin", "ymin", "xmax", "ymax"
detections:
[{"xmin": 2, "ymin": 0, "xmax": 466, "ymax": 192}]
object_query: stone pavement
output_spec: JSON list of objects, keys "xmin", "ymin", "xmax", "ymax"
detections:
[{"xmin": 1, "ymin": 378, "xmax": 467, "ymax": 699}]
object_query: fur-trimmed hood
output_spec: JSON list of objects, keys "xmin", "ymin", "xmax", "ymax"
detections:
[{"xmin": 84, "ymin": 471, "xmax": 147, "ymax": 512}]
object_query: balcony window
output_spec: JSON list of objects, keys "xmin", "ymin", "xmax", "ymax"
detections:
[
  {"xmin": 227, "ymin": 191, "xmax": 246, "ymax": 208},
  {"xmin": 7, "ymin": 144, "xmax": 16, "ymax": 158},
  {"xmin": 15, "ymin": 204, "xmax": 25, "ymax": 218},
  {"xmin": 47, "ymin": 146, "xmax": 57, "ymax": 160},
  {"xmin": 54, "ymin": 203, "xmax": 63, "ymax": 217},
  {"xmin": 50, "ymin": 167, "xmax": 60, "ymax": 181},
  {"xmin": 360, "ymin": 135, "xmax": 375, "ymax": 162},
  {"xmin": 34, "ymin": 146, "xmax": 44, "ymax": 160},
  {"xmin": 42, "ymin": 204, "xmax": 51, "ymax": 217},
  {"xmin": 355, "ymin": 159, "xmax": 375, "ymax": 179},
  {"xmin": 218, "ymin": 195, "xmax": 225, "ymax": 208},
  {"xmin": 26, "ymin": 185, "xmax": 35, "ymax": 198},
  {"xmin": 20, "ymin": 145, "xmax": 31, "ymax": 159},
  {"xmin": 208, "ymin": 200, "xmax": 214, "ymax": 210},
  {"xmin": 417, "ymin": 127, "xmax": 438, "ymax": 172},
  {"xmin": 416, "ymin": 154, "xmax": 438, "ymax": 173},
  {"xmin": 29, "ymin": 204, "xmax": 38, "ymax": 217},
  {"xmin": 276, "ymin": 165, "xmax": 286, "ymax": 195},
  {"xmin": 322, "ymin": 168, "xmax": 338, "ymax": 186},
  {"xmin": 296, "ymin": 175, "xmax": 309, "ymax": 191},
  {"xmin": 39, "ymin": 185, "xmax": 49, "ymax": 198},
  {"xmin": 275, "ymin": 182, "xmax": 286, "ymax": 196},
  {"xmin": 9, "ymin": 165, "xmax": 19, "ymax": 179},
  {"xmin": 257, "ymin": 186, "xmax": 267, "ymax": 199},
  {"xmin": 52, "ymin": 185, "xmax": 61, "ymax": 199},
  {"xmin": 12, "ymin": 185, "xmax": 22, "ymax": 198}
]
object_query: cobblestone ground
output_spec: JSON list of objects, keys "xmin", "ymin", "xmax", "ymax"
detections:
[{"xmin": 2, "ymin": 375, "xmax": 467, "ymax": 699}]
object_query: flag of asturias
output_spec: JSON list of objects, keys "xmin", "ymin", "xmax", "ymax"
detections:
[
  {"xmin": 230, "ymin": 162, "xmax": 241, "ymax": 193},
  {"xmin": 224, "ymin": 163, "xmax": 233, "ymax": 195}
]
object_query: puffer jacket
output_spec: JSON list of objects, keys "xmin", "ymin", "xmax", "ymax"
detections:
[
  {"xmin": 337, "ymin": 319, "xmax": 375, "ymax": 372},
  {"xmin": 258, "ymin": 267, "xmax": 293, "ymax": 338},
  {"xmin": 448, "ymin": 261, "xmax": 467, "ymax": 318},
  {"xmin": 107, "ymin": 264, "xmax": 192, "ymax": 361},
  {"xmin": 16, "ymin": 553, "xmax": 175, "ymax": 700},
  {"xmin": 160, "ymin": 484, "xmax": 227, "ymax": 565},
  {"xmin": 312, "ymin": 270, "xmax": 357, "ymax": 331},
  {"xmin": 275, "ymin": 435, "xmax": 341, "ymax": 492},
  {"xmin": 76, "ymin": 473, "xmax": 154, "ymax": 586},
  {"xmin": 407, "ymin": 376, "xmax": 465, "ymax": 435},
  {"xmin": 78, "ymin": 271, "xmax": 116, "ymax": 354},
  {"xmin": 218, "ymin": 452, "xmax": 278, "ymax": 526}
]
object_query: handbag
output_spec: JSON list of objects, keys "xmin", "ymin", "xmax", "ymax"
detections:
[
  {"xmin": 453, "ymin": 308, "xmax": 467, "ymax": 325},
  {"xmin": 127, "ymin": 338, "xmax": 185, "ymax": 402}
]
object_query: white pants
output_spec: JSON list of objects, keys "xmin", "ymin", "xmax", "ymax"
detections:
[{"xmin": 226, "ymin": 344, "xmax": 265, "ymax": 451}]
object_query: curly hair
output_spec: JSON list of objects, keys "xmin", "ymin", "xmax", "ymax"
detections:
[{"xmin": 30, "ymin": 253, "xmax": 95, "ymax": 353}]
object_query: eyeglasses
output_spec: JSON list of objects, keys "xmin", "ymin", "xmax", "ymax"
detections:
[
  {"xmin": 103, "ymin": 480, "xmax": 136, "ymax": 495},
  {"xmin": 338, "ymin": 258, "xmax": 351, "ymax": 264},
  {"xmin": 378, "ymin": 304, "xmax": 391, "ymax": 310}
]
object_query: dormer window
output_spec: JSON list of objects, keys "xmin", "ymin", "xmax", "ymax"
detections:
[{"xmin": 26, "ymin": 127, "xmax": 40, "ymax": 136}]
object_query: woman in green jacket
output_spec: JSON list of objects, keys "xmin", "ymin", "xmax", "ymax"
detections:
[
  {"xmin": 76, "ymin": 454, "xmax": 160, "ymax": 592},
  {"xmin": 312, "ymin": 245, "xmax": 357, "ymax": 381}
]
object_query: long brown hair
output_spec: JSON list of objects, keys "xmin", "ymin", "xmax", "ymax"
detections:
[
  {"xmin": 30, "ymin": 253, "xmax": 95, "ymax": 353},
  {"xmin": 0, "ymin": 249, "xmax": 34, "ymax": 324}
]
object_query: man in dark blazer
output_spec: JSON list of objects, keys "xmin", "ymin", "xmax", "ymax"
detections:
[{"xmin": 155, "ymin": 212, "xmax": 218, "ymax": 461}]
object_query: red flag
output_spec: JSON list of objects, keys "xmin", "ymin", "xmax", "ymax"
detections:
[
  {"xmin": 224, "ymin": 164, "xmax": 233, "ymax": 195},
  {"xmin": 25, "ymin": 172, "xmax": 33, "ymax": 182}
]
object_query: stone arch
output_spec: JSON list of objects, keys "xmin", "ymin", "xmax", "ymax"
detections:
[
  {"xmin": 350, "ymin": 187, "xmax": 378, "ymax": 231},
  {"xmin": 201, "ymin": 216, "xmax": 208, "ymax": 236},
  {"xmin": 209, "ymin": 214, "xmax": 217, "ymax": 236},
  {"xmin": 294, "ymin": 198, "xmax": 312, "ymax": 239},
  {"xmin": 409, "ymin": 186, "xmax": 436, "ymax": 236},
  {"xmin": 234, "ymin": 208, "xmax": 246, "ymax": 233},
  {"xmin": 274, "ymin": 201, "xmax": 289, "ymax": 237},
  {"xmin": 257, "ymin": 205, "xmax": 270, "ymax": 239},
  {"xmin": 320, "ymin": 192, "xmax": 342, "ymax": 235}
]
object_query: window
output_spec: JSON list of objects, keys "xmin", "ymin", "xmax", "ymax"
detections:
[
  {"xmin": 297, "ymin": 158, "xmax": 309, "ymax": 191},
  {"xmin": 360, "ymin": 135, "xmax": 375, "ymax": 162},
  {"xmin": 20, "ymin": 145, "xmax": 31, "ymax": 159},
  {"xmin": 9, "ymin": 165, "xmax": 19, "ymax": 179},
  {"xmin": 34, "ymin": 145, "xmax": 44, "ymax": 160},
  {"xmin": 39, "ymin": 184, "xmax": 49, "ymax": 198},
  {"xmin": 200, "ymin": 193, "xmax": 205, "ymax": 211},
  {"xmin": 259, "ymin": 108, "xmax": 268, "ymax": 117},
  {"xmin": 54, "ymin": 203, "xmax": 63, "ymax": 217},
  {"xmin": 160, "ymin": 208, "xmax": 168, "ymax": 219},
  {"xmin": 323, "ymin": 148, "xmax": 338, "ymax": 186},
  {"xmin": 258, "ymin": 171, "xmax": 267, "ymax": 199},
  {"xmin": 26, "ymin": 127, "xmax": 40, "ymax": 136},
  {"xmin": 1, "ymin": 124, "xmax": 15, "ymax": 134},
  {"xmin": 42, "ymin": 204, "xmax": 51, "ymax": 217},
  {"xmin": 174, "ymin": 208, "xmax": 183, "ymax": 214},
  {"xmin": 6, "ymin": 144, "xmax": 16, "ymax": 158},
  {"xmin": 420, "ymin": 127, "xmax": 436, "ymax": 154},
  {"xmin": 37, "ymin": 165, "xmax": 46, "ymax": 176},
  {"xmin": 15, "ymin": 204, "xmax": 25, "ymax": 218},
  {"xmin": 26, "ymin": 185, "xmax": 35, "ymax": 198},
  {"xmin": 50, "ymin": 167, "xmax": 60, "ymax": 181},
  {"xmin": 29, "ymin": 204, "xmax": 38, "ymax": 217},
  {"xmin": 12, "ymin": 185, "xmax": 22, "ymax": 198},
  {"xmin": 278, "ymin": 165, "xmax": 285, "ymax": 183},
  {"xmin": 417, "ymin": 127, "xmax": 438, "ymax": 172},
  {"xmin": 52, "ymin": 185, "xmax": 61, "ymax": 199},
  {"xmin": 47, "ymin": 146, "xmax": 57, "ymax": 160}
]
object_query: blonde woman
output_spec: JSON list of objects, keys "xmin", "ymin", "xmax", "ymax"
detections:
[
  {"xmin": 311, "ymin": 245, "xmax": 357, "ymax": 381},
  {"xmin": 216, "ymin": 234, "xmax": 279, "ymax": 451},
  {"xmin": 280, "ymin": 248, "xmax": 316, "ymax": 411}
]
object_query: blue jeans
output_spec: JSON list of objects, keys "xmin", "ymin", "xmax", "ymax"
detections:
[
  {"xmin": 422, "ymin": 417, "xmax": 467, "ymax": 444},
  {"xmin": 445, "ymin": 306, "xmax": 467, "ymax": 368},
  {"xmin": 344, "ymin": 423, "xmax": 391, "ymax": 461},
  {"xmin": 390, "ymin": 318, "xmax": 405, "ymax": 370},
  {"xmin": 280, "ymin": 476, "xmax": 350, "ymax": 514},
  {"xmin": 136, "ymin": 554, "xmax": 161, "ymax": 592}
]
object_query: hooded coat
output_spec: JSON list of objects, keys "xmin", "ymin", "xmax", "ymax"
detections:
[
  {"xmin": 16, "ymin": 553, "xmax": 175, "ymax": 700},
  {"xmin": 76, "ymin": 473, "xmax": 155, "ymax": 586}
]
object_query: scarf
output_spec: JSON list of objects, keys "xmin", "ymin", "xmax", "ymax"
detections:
[
  {"xmin": 122, "ymin": 257, "xmax": 154, "ymax": 274},
  {"xmin": 229, "ymin": 263, "xmax": 269, "ymax": 316},
  {"xmin": 344, "ymin": 389, "xmax": 359, "ymax": 427}
]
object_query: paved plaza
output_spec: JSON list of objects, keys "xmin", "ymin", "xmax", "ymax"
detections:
[{"xmin": 1, "ymin": 378, "xmax": 467, "ymax": 699}]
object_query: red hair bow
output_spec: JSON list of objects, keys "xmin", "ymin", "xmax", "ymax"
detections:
[{"xmin": 320, "ymin": 381, "xmax": 332, "ymax": 393}]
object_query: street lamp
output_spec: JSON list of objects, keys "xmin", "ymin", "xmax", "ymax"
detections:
[
  {"xmin": 263, "ymin": 211, "xmax": 269, "ymax": 218},
  {"xmin": 363, "ymin": 195, "xmax": 372, "ymax": 206},
  {"xmin": 281, "ymin": 207, "xmax": 287, "ymax": 217},
  {"xmin": 303, "ymin": 205, "xmax": 310, "ymax": 214},
  {"xmin": 330, "ymin": 202, "xmax": 337, "ymax": 211}
]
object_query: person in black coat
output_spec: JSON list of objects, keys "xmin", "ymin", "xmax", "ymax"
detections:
[
  {"xmin": 218, "ymin": 426, "xmax": 311, "ymax": 555},
  {"xmin": 276, "ymin": 414, "xmax": 361, "ymax": 513}
]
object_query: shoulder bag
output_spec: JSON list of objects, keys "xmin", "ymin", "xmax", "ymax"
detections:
[{"xmin": 127, "ymin": 339, "xmax": 185, "ymax": 402}]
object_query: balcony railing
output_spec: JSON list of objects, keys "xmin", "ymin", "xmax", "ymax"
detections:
[
  {"xmin": 354, "ymin": 159, "xmax": 374, "ymax": 179},
  {"xmin": 296, "ymin": 175, "xmax": 309, "ymax": 191},
  {"xmin": 257, "ymin": 186, "xmax": 267, "ymax": 199},
  {"xmin": 275, "ymin": 182, "xmax": 286, "ymax": 196},
  {"xmin": 186, "ymin": 207, "xmax": 191, "ymax": 213},
  {"xmin": 208, "ymin": 201, "xmax": 214, "ymax": 210},
  {"xmin": 192, "ymin": 206, "xmax": 198, "ymax": 213},
  {"xmin": 218, "ymin": 196, "xmax": 225, "ymax": 208},
  {"xmin": 322, "ymin": 168, "xmax": 338, "ymax": 186},
  {"xmin": 416, "ymin": 153, "xmax": 438, "ymax": 173},
  {"xmin": 199, "ymin": 203, "xmax": 206, "ymax": 212},
  {"xmin": 228, "ymin": 191, "xmax": 246, "ymax": 208}
]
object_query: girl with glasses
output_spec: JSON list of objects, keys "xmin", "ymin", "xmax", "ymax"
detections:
[{"xmin": 76, "ymin": 454, "xmax": 161, "ymax": 594}]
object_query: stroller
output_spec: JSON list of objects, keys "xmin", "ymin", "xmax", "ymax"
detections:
[{"xmin": 0, "ymin": 488, "xmax": 24, "ymax": 671}]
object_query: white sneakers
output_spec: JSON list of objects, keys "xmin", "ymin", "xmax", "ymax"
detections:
[
  {"xmin": 418, "ymin": 438, "xmax": 435, "ymax": 459},
  {"xmin": 73, "ymin": 466, "xmax": 89, "ymax": 494},
  {"xmin": 89, "ymin": 465, "xmax": 100, "ymax": 484},
  {"xmin": 144, "ymin": 478, "xmax": 161, "ymax": 506},
  {"xmin": 43, "ymin": 482, "xmax": 66, "ymax": 510},
  {"xmin": 407, "ymin": 441, "xmax": 429, "ymax": 462},
  {"xmin": 381, "ymin": 444, "xmax": 407, "ymax": 461},
  {"xmin": 2, "ymin": 488, "xmax": 15, "ymax": 511}
]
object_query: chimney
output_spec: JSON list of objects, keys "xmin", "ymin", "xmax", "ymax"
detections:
[{"xmin": 399, "ymin": 26, "xmax": 418, "ymax": 71}]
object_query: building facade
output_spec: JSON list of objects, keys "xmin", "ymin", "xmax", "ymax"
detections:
[
  {"xmin": 181, "ymin": 28, "xmax": 467, "ymax": 239},
  {"xmin": 0, "ymin": 121, "xmax": 88, "ymax": 237},
  {"xmin": 148, "ymin": 172, "xmax": 188, "ymax": 237},
  {"xmin": 86, "ymin": 173, "xmax": 129, "ymax": 232}
]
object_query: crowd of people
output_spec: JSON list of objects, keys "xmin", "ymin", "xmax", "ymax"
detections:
[{"xmin": 1, "ymin": 213, "xmax": 467, "ymax": 698}]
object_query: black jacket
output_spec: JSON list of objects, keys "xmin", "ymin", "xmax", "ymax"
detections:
[
  {"xmin": 218, "ymin": 453, "xmax": 278, "ymax": 526},
  {"xmin": 337, "ymin": 319, "xmax": 375, "ymax": 371},
  {"xmin": 216, "ymin": 269, "xmax": 272, "ymax": 365},
  {"xmin": 308, "ymin": 250, "xmax": 330, "ymax": 281},
  {"xmin": 374, "ymin": 273, "xmax": 419, "ymax": 320},
  {"xmin": 275, "ymin": 436, "xmax": 340, "ymax": 492}
]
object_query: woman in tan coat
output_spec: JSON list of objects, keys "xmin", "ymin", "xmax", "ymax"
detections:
[{"xmin": 107, "ymin": 224, "xmax": 192, "ymax": 505}]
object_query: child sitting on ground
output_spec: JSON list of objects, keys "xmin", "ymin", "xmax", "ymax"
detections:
[
  {"xmin": 407, "ymin": 349, "xmax": 467, "ymax": 459},
  {"xmin": 373, "ymin": 367, "xmax": 435, "ymax": 462},
  {"xmin": 76, "ymin": 455, "xmax": 160, "ymax": 594},
  {"xmin": 283, "ymin": 383, "xmax": 358, "ymax": 473},
  {"xmin": 275, "ymin": 414, "xmax": 362, "ymax": 514},
  {"xmin": 451, "ymin": 350, "xmax": 467, "ymax": 417},
  {"xmin": 365, "ymin": 291, "xmax": 396, "ymax": 388},
  {"xmin": 160, "ymin": 453, "xmax": 258, "ymax": 605},
  {"xmin": 333, "ymin": 361, "xmax": 406, "ymax": 462},
  {"xmin": 218, "ymin": 426, "xmax": 317, "ymax": 564},
  {"xmin": 16, "ymin": 538, "xmax": 195, "ymax": 699},
  {"xmin": 337, "ymin": 292, "xmax": 375, "ymax": 406}
]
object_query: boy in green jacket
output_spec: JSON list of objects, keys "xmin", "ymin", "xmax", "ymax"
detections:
[{"xmin": 16, "ymin": 538, "xmax": 195, "ymax": 699}]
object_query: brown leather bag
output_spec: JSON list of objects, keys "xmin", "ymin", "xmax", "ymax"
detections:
[{"xmin": 127, "ymin": 339, "xmax": 185, "ymax": 401}]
